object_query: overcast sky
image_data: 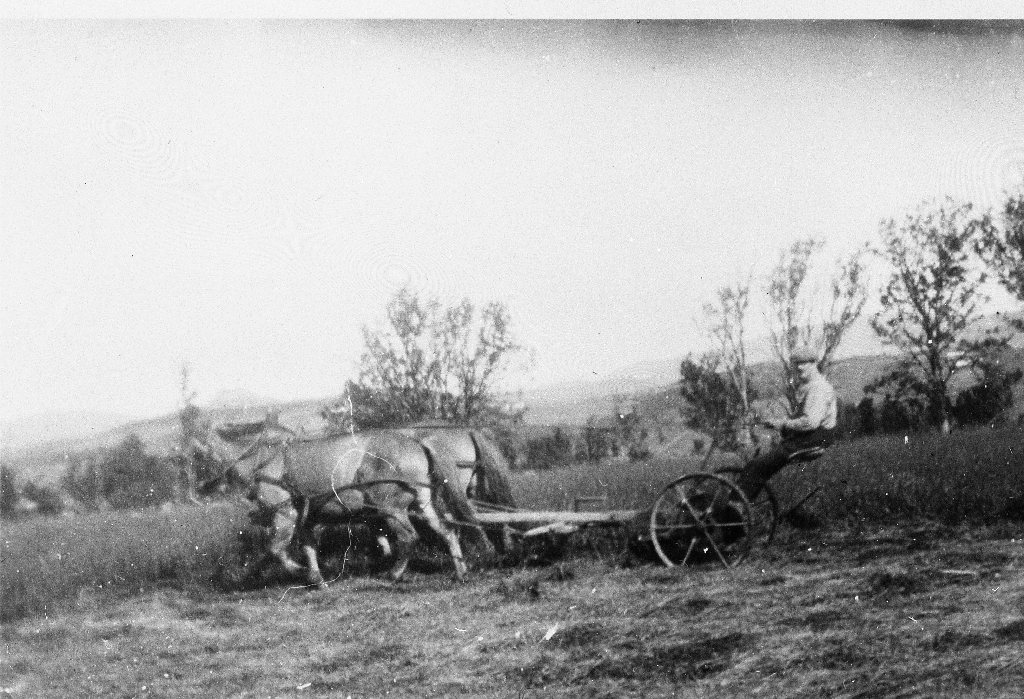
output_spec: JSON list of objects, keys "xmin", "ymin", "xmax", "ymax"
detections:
[{"xmin": 2, "ymin": 19, "xmax": 1023, "ymax": 422}]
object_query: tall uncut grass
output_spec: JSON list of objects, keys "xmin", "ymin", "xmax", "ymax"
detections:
[
  {"xmin": 510, "ymin": 426, "xmax": 1023, "ymax": 525},
  {"xmin": 509, "ymin": 453, "xmax": 739, "ymax": 511},
  {"xmin": 2, "ymin": 427, "xmax": 1019, "ymax": 623},
  {"xmin": 0, "ymin": 502, "xmax": 247, "ymax": 622},
  {"xmin": 772, "ymin": 426, "xmax": 1023, "ymax": 525}
]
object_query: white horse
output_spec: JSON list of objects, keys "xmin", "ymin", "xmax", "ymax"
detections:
[{"xmin": 206, "ymin": 422, "xmax": 480, "ymax": 588}]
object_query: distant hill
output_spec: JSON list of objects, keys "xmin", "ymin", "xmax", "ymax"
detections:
[
  {"xmin": 517, "ymin": 356, "xmax": 684, "ymax": 425},
  {"xmin": 3, "ymin": 309, "xmax": 1020, "ymax": 485},
  {"xmin": 0, "ymin": 411, "xmax": 135, "ymax": 453},
  {"xmin": 519, "ymin": 352, "xmax": 901, "ymax": 427},
  {"xmin": 203, "ymin": 389, "xmax": 282, "ymax": 410}
]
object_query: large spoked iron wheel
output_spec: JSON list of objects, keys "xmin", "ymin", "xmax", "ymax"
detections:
[
  {"xmin": 648, "ymin": 473, "xmax": 754, "ymax": 568},
  {"xmin": 714, "ymin": 467, "xmax": 779, "ymax": 545}
]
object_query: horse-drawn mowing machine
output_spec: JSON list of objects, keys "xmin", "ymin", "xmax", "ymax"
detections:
[
  {"xmin": 205, "ymin": 417, "xmax": 827, "ymax": 586},
  {"xmin": 468, "ymin": 445, "xmax": 827, "ymax": 569}
]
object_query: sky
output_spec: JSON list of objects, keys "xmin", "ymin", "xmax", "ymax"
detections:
[{"xmin": 2, "ymin": 18, "xmax": 1023, "ymax": 422}]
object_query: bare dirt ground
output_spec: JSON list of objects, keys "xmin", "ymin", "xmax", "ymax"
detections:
[{"xmin": 3, "ymin": 524, "xmax": 1023, "ymax": 699}]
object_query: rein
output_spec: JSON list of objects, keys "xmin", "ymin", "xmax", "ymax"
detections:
[{"xmin": 244, "ymin": 436, "xmax": 296, "ymax": 491}]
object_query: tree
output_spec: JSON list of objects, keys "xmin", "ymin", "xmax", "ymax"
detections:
[
  {"xmin": 343, "ymin": 287, "xmax": 527, "ymax": 428},
  {"xmin": 101, "ymin": 435, "xmax": 176, "ymax": 509},
  {"xmin": 679, "ymin": 352, "xmax": 752, "ymax": 466},
  {"xmin": 581, "ymin": 418, "xmax": 613, "ymax": 462},
  {"xmin": 613, "ymin": 402, "xmax": 650, "ymax": 461},
  {"xmin": 21, "ymin": 481, "xmax": 63, "ymax": 516},
  {"xmin": 976, "ymin": 189, "xmax": 1024, "ymax": 308},
  {"xmin": 63, "ymin": 451, "xmax": 111, "ymax": 511},
  {"xmin": 524, "ymin": 427, "xmax": 573, "ymax": 470},
  {"xmin": 176, "ymin": 363, "xmax": 207, "ymax": 504},
  {"xmin": 695, "ymin": 280, "xmax": 757, "ymax": 449},
  {"xmin": 856, "ymin": 396, "xmax": 876, "ymax": 436},
  {"xmin": 766, "ymin": 237, "xmax": 869, "ymax": 410},
  {"xmin": 871, "ymin": 198, "xmax": 1009, "ymax": 433},
  {"xmin": 953, "ymin": 363, "xmax": 1023, "ymax": 427}
]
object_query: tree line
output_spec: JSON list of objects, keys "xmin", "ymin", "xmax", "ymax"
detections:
[
  {"xmin": 2, "ymin": 190, "xmax": 1021, "ymax": 517},
  {"xmin": 681, "ymin": 191, "xmax": 1024, "ymax": 460}
]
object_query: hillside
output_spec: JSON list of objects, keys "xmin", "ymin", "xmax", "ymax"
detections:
[
  {"xmin": 4, "ymin": 342, "xmax": 1022, "ymax": 487},
  {"xmin": 0, "ymin": 411, "xmax": 136, "ymax": 453}
]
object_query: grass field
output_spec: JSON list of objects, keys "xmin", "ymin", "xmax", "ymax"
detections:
[
  {"xmin": 0, "ymin": 503, "xmax": 248, "ymax": 622},
  {"xmin": 510, "ymin": 426, "xmax": 1024, "ymax": 526},
  {"xmin": 2, "ymin": 426, "xmax": 1022, "ymax": 623},
  {"xmin": 2, "ymin": 525, "xmax": 1022, "ymax": 698},
  {"xmin": 1, "ymin": 426, "xmax": 1022, "ymax": 697}
]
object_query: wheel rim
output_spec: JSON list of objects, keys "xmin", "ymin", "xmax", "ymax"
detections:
[{"xmin": 649, "ymin": 473, "xmax": 753, "ymax": 568}]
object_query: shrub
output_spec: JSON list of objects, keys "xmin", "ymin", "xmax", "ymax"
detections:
[
  {"xmin": 63, "ymin": 434, "xmax": 177, "ymax": 510},
  {"xmin": 953, "ymin": 367, "xmax": 1023, "ymax": 426},
  {"xmin": 21, "ymin": 481, "xmax": 64, "ymax": 516},
  {"xmin": 524, "ymin": 428, "xmax": 574, "ymax": 470}
]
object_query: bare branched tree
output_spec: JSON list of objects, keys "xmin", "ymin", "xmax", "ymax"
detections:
[
  {"xmin": 766, "ymin": 237, "xmax": 869, "ymax": 410},
  {"xmin": 176, "ymin": 362, "xmax": 205, "ymax": 504},
  {"xmin": 345, "ymin": 287, "xmax": 527, "ymax": 427},
  {"xmin": 699, "ymin": 279, "xmax": 757, "ymax": 448}
]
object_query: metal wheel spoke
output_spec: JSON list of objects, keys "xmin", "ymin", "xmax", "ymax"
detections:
[
  {"xmin": 705, "ymin": 533, "xmax": 730, "ymax": 567},
  {"xmin": 650, "ymin": 472, "xmax": 754, "ymax": 568},
  {"xmin": 675, "ymin": 486, "xmax": 705, "ymax": 520},
  {"xmin": 681, "ymin": 536, "xmax": 699, "ymax": 565}
]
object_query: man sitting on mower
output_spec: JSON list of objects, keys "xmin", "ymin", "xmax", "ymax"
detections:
[{"xmin": 736, "ymin": 345, "xmax": 837, "ymax": 502}]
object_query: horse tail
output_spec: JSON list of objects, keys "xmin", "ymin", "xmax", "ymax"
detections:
[
  {"xmin": 421, "ymin": 441, "xmax": 480, "ymax": 528},
  {"xmin": 469, "ymin": 431, "xmax": 517, "ymax": 509}
]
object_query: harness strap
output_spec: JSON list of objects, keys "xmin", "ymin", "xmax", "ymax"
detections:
[
  {"xmin": 256, "ymin": 496, "xmax": 298, "ymax": 516},
  {"xmin": 254, "ymin": 472, "xmax": 292, "ymax": 490}
]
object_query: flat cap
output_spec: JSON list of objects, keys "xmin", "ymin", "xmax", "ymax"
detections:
[{"xmin": 791, "ymin": 345, "xmax": 820, "ymax": 364}]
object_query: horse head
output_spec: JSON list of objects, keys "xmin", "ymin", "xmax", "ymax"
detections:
[
  {"xmin": 197, "ymin": 415, "xmax": 297, "ymax": 495},
  {"xmin": 320, "ymin": 400, "xmax": 355, "ymax": 434}
]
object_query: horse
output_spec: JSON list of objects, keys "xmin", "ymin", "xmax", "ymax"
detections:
[
  {"xmin": 394, "ymin": 421, "xmax": 516, "ymax": 509},
  {"xmin": 315, "ymin": 410, "xmax": 519, "ymax": 546},
  {"xmin": 204, "ymin": 420, "xmax": 485, "ymax": 589},
  {"xmin": 396, "ymin": 421, "xmax": 518, "ymax": 552}
]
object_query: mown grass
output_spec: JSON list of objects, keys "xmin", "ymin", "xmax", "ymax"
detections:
[
  {"xmin": 0, "ymin": 502, "xmax": 247, "ymax": 622},
  {"xmin": 4, "ymin": 530, "xmax": 1022, "ymax": 698}
]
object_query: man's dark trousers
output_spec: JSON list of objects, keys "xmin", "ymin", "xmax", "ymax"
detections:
[{"xmin": 735, "ymin": 427, "xmax": 835, "ymax": 501}]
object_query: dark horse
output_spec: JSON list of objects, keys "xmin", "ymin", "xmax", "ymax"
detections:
[{"xmin": 204, "ymin": 419, "xmax": 515, "ymax": 588}]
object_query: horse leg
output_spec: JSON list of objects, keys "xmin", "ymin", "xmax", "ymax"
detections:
[
  {"xmin": 500, "ymin": 524, "xmax": 516, "ymax": 555},
  {"xmin": 414, "ymin": 488, "xmax": 467, "ymax": 581},
  {"xmin": 253, "ymin": 482, "xmax": 311, "ymax": 580},
  {"xmin": 299, "ymin": 545, "xmax": 327, "ymax": 589},
  {"xmin": 295, "ymin": 525, "xmax": 328, "ymax": 590},
  {"xmin": 382, "ymin": 511, "xmax": 419, "ymax": 582},
  {"xmin": 268, "ymin": 507, "xmax": 306, "ymax": 576}
]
